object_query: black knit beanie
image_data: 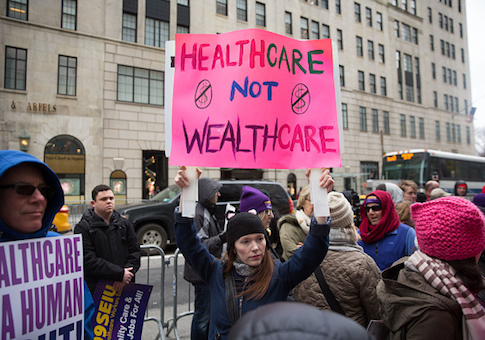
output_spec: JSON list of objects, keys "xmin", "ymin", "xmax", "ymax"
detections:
[{"xmin": 227, "ymin": 212, "xmax": 266, "ymax": 247}]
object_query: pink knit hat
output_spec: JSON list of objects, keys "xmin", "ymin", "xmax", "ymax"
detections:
[{"xmin": 411, "ymin": 196, "xmax": 485, "ymax": 261}]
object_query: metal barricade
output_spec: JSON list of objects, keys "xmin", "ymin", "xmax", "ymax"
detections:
[
  {"xmin": 140, "ymin": 245, "xmax": 166, "ymax": 340},
  {"xmin": 165, "ymin": 249, "xmax": 194, "ymax": 339},
  {"xmin": 140, "ymin": 246, "xmax": 194, "ymax": 340}
]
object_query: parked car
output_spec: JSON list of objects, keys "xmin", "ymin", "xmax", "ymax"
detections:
[
  {"xmin": 52, "ymin": 205, "xmax": 72, "ymax": 233},
  {"xmin": 118, "ymin": 180, "xmax": 294, "ymax": 251}
]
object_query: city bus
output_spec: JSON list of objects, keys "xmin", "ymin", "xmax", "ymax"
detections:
[{"xmin": 381, "ymin": 149, "xmax": 485, "ymax": 195}]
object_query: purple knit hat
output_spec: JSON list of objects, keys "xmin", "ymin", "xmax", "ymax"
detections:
[
  {"xmin": 411, "ymin": 196, "xmax": 485, "ymax": 261},
  {"xmin": 473, "ymin": 193, "xmax": 485, "ymax": 208},
  {"xmin": 239, "ymin": 186, "xmax": 272, "ymax": 214}
]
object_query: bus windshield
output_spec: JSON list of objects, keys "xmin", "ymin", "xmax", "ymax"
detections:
[{"xmin": 382, "ymin": 152, "xmax": 424, "ymax": 185}]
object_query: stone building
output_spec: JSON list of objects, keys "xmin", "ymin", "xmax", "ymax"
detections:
[{"xmin": 0, "ymin": 0, "xmax": 475, "ymax": 201}]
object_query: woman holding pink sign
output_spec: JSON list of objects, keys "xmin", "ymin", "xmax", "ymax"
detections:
[{"xmin": 174, "ymin": 167, "xmax": 334, "ymax": 339}]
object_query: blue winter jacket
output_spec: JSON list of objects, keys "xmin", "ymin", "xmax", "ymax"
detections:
[
  {"xmin": 0, "ymin": 150, "xmax": 95, "ymax": 339},
  {"xmin": 358, "ymin": 222, "xmax": 416, "ymax": 271},
  {"xmin": 174, "ymin": 208, "xmax": 331, "ymax": 340}
]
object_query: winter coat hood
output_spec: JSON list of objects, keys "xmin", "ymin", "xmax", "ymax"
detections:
[
  {"xmin": 198, "ymin": 177, "xmax": 222, "ymax": 208},
  {"xmin": 0, "ymin": 150, "xmax": 64, "ymax": 241}
]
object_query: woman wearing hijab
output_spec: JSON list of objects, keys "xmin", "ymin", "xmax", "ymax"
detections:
[
  {"xmin": 358, "ymin": 190, "xmax": 416, "ymax": 271},
  {"xmin": 377, "ymin": 196, "xmax": 485, "ymax": 339}
]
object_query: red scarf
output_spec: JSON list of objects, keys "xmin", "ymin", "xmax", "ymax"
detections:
[{"xmin": 359, "ymin": 190, "xmax": 401, "ymax": 243}]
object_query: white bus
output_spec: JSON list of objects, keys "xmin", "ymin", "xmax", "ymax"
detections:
[{"xmin": 381, "ymin": 149, "xmax": 485, "ymax": 195}]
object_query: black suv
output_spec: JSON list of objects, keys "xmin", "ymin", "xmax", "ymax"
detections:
[{"xmin": 118, "ymin": 180, "xmax": 294, "ymax": 250}]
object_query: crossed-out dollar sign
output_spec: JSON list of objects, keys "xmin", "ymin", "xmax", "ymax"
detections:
[
  {"xmin": 195, "ymin": 79, "xmax": 213, "ymax": 109},
  {"xmin": 291, "ymin": 83, "xmax": 310, "ymax": 114}
]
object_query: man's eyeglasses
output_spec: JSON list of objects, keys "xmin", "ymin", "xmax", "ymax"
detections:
[
  {"xmin": 0, "ymin": 183, "xmax": 54, "ymax": 198},
  {"xmin": 365, "ymin": 205, "xmax": 382, "ymax": 213}
]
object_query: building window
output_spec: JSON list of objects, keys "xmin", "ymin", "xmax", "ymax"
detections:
[
  {"xmin": 463, "ymin": 73, "xmax": 467, "ymax": 89},
  {"xmin": 7, "ymin": 0, "xmax": 28, "ymax": 20},
  {"xmin": 410, "ymin": 115, "xmax": 416, "ymax": 138},
  {"xmin": 285, "ymin": 11, "xmax": 292, "ymax": 34},
  {"xmin": 342, "ymin": 103, "xmax": 348, "ymax": 129},
  {"xmin": 339, "ymin": 65, "xmax": 346, "ymax": 87},
  {"xmin": 358, "ymin": 70, "xmax": 365, "ymax": 91},
  {"xmin": 361, "ymin": 161, "xmax": 378, "ymax": 181},
  {"xmin": 337, "ymin": 29, "xmax": 343, "ymax": 49},
  {"xmin": 311, "ymin": 21, "xmax": 320, "ymax": 39},
  {"xmin": 256, "ymin": 2, "xmax": 265, "ymax": 27},
  {"xmin": 368, "ymin": 40, "xmax": 375, "ymax": 60},
  {"xmin": 428, "ymin": 7, "xmax": 432, "ymax": 23},
  {"xmin": 466, "ymin": 126, "xmax": 470, "ymax": 144},
  {"xmin": 412, "ymin": 27, "xmax": 418, "ymax": 44},
  {"xmin": 301, "ymin": 17, "xmax": 309, "ymax": 39},
  {"xmin": 366, "ymin": 7, "xmax": 372, "ymax": 26},
  {"xmin": 177, "ymin": 25, "xmax": 189, "ymax": 33},
  {"xmin": 237, "ymin": 0, "xmax": 247, "ymax": 21},
  {"xmin": 446, "ymin": 122, "xmax": 451, "ymax": 142},
  {"xmin": 378, "ymin": 44, "xmax": 385, "ymax": 63},
  {"xmin": 402, "ymin": 0, "xmax": 408, "ymax": 11},
  {"xmin": 404, "ymin": 54, "xmax": 414, "ymax": 102},
  {"xmin": 394, "ymin": 20, "xmax": 400, "ymax": 38},
  {"xmin": 145, "ymin": 18, "xmax": 169, "ymax": 48},
  {"xmin": 322, "ymin": 24, "xmax": 330, "ymax": 39},
  {"xmin": 58, "ymin": 55, "xmax": 77, "ymax": 96},
  {"xmin": 444, "ymin": 94, "xmax": 449, "ymax": 111},
  {"xmin": 117, "ymin": 65, "xmax": 164, "ymax": 105},
  {"xmin": 432, "ymin": 63, "xmax": 436, "ymax": 79},
  {"xmin": 434, "ymin": 91, "xmax": 438, "ymax": 108},
  {"xmin": 402, "ymin": 23, "xmax": 411, "ymax": 42},
  {"xmin": 410, "ymin": 0, "xmax": 416, "ymax": 15},
  {"xmin": 430, "ymin": 35, "xmax": 434, "ymax": 51},
  {"xmin": 376, "ymin": 12, "xmax": 383, "ymax": 30},
  {"xmin": 61, "ymin": 0, "xmax": 76, "ymax": 30},
  {"xmin": 354, "ymin": 2, "xmax": 361, "ymax": 22},
  {"xmin": 216, "ymin": 0, "xmax": 228, "ymax": 15},
  {"xmin": 400, "ymin": 114, "xmax": 407, "ymax": 137},
  {"xmin": 383, "ymin": 111, "xmax": 390, "ymax": 135},
  {"xmin": 321, "ymin": 0, "xmax": 328, "ymax": 9},
  {"xmin": 457, "ymin": 124, "xmax": 461, "ymax": 143},
  {"xmin": 460, "ymin": 23, "xmax": 463, "ymax": 38},
  {"xmin": 356, "ymin": 36, "xmax": 363, "ymax": 56},
  {"xmin": 122, "ymin": 12, "xmax": 137, "ymax": 42},
  {"xmin": 177, "ymin": 0, "xmax": 189, "ymax": 5},
  {"xmin": 339, "ymin": 65, "xmax": 345, "ymax": 87},
  {"xmin": 360, "ymin": 106, "xmax": 367, "ymax": 131},
  {"xmin": 336, "ymin": 0, "xmax": 341, "ymax": 14},
  {"xmin": 380, "ymin": 77, "xmax": 387, "ymax": 96},
  {"xmin": 372, "ymin": 109, "xmax": 379, "ymax": 133},
  {"xmin": 435, "ymin": 120, "xmax": 441, "ymax": 141},
  {"xmin": 369, "ymin": 74, "xmax": 376, "ymax": 94},
  {"xmin": 5, "ymin": 46, "xmax": 27, "ymax": 90}
]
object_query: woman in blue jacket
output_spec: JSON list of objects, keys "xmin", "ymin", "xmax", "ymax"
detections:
[
  {"xmin": 0, "ymin": 150, "xmax": 95, "ymax": 339},
  {"xmin": 174, "ymin": 167, "xmax": 334, "ymax": 339}
]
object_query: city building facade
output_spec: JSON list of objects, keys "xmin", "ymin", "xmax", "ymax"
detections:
[{"xmin": 0, "ymin": 0, "xmax": 475, "ymax": 201}]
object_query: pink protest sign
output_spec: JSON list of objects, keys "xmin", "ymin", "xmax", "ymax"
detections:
[{"xmin": 170, "ymin": 28, "xmax": 341, "ymax": 169}]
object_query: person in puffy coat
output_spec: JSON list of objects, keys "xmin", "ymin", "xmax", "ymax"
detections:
[
  {"xmin": 228, "ymin": 302, "xmax": 374, "ymax": 340},
  {"xmin": 293, "ymin": 192, "xmax": 381, "ymax": 327},
  {"xmin": 278, "ymin": 185, "xmax": 312, "ymax": 261},
  {"xmin": 377, "ymin": 196, "xmax": 485, "ymax": 339}
]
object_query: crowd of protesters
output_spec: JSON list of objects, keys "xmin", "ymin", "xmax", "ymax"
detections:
[{"xmin": 2, "ymin": 149, "xmax": 484, "ymax": 340}]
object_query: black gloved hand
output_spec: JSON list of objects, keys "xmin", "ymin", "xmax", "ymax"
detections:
[{"xmin": 219, "ymin": 231, "xmax": 227, "ymax": 244}]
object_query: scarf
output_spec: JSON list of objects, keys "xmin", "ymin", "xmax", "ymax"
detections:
[
  {"xmin": 405, "ymin": 251, "xmax": 485, "ymax": 340},
  {"xmin": 295, "ymin": 209, "xmax": 311, "ymax": 235},
  {"xmin": 233, "ymin": 259, "xmax": 253, "ymax": 277},
  {"xmin": 328, "ymin": 228, "xmax": 363, "ymax": 252},
  {"xmin": 359, "ymin": 190, "xmax": 401, "ymax": 243}
]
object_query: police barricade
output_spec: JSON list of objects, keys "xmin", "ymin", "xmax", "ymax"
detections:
[{"xmin": 140, "ymin": 245, "xmax": 194, "ymax": 340}]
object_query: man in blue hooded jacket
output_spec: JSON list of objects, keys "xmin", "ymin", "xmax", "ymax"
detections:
[{"xmin": 0, "ymin": 150, "xmax": 95, "ymax": 339}]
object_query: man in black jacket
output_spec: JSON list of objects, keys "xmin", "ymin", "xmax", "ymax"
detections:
[
  {"xmin": 184, "ymin": 177, "xmax": 226, "ymax": 340},
  {"xmin": 75, "ymin": 184, "xmax": 141, "ymax": 294}
]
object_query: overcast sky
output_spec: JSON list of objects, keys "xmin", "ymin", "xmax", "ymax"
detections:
[{"xmin": 467, "ymin": 0, "xmax": 485, "ymax": 129}]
